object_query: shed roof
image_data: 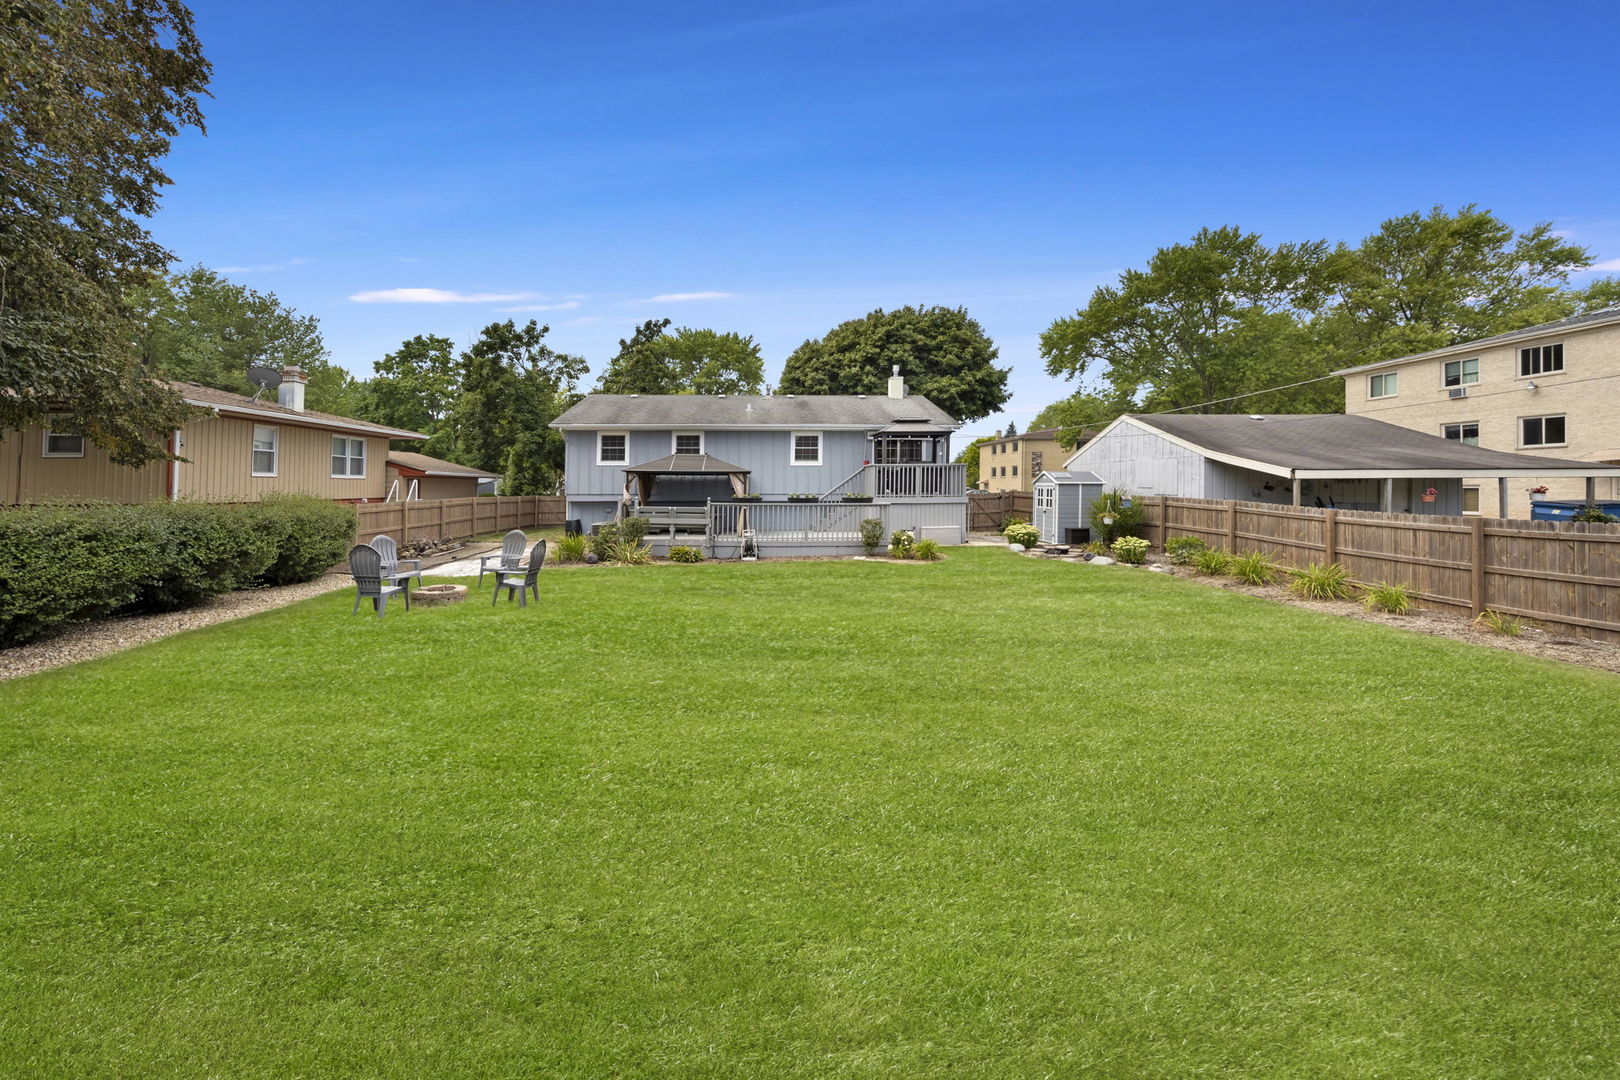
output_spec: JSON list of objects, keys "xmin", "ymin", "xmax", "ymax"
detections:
[
  {"xmin": 552, "ymin": 394, "xmax": 958, "ymax": 429},
  {"xmin": 175, "ymin": 381, "xmax": 423, "ymax": 439},
  {"xmin": 386, "ymin": 452, "xmax": 499, "ymax": 479},
  {"xmin": 1333, "ymin": 306, "xmax": 1620, "ymax": 375},
  {"xmin": 1035, "ymin": 470, "xmax": 1104, "ymax": 484},
  {"xmin": 1090, "ymin": 414, "xmax": 1620, "ymax": 479}
]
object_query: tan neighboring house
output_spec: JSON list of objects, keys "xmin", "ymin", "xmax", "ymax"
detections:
[
  {"xmin": 1, "ymin": 366, "xmax": 424, "ymax": 505},
  {"xmin": 979, "ymin": 427, "xmax": 1068, "ymax": 493},
  {"xmin": 384, "ymin": 452, "xmax": 499, "ymax": 501},
  {"xmin": 1337, "ymin": 306, "xmax": 1620, "ymax": 519}
]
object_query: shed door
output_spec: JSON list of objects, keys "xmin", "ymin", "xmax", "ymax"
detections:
[{"xmin": 1034, "ymin": 484, "xmax": 1057, "ymax": 543}]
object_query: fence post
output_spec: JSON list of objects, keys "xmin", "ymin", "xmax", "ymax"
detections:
[
  {"xmin": 1157, "ymin": 494, "xmax": 1168, "ymax": 551},
  {"xmin": 1226, "ymin": 501, "xmax": 1238, "ymax": 551},
  {"xmin": 1323, "ymin": 508, "xmax": 1337, "ymax": 565},
  {"xmin": 1470, "ymin": 515, "xmax": 1486, "ymax": 618}
]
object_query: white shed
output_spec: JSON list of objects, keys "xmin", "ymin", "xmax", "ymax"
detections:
[{"xmin": 1032, "ymin": 470, "xmax": 1105, "ymax": 545}]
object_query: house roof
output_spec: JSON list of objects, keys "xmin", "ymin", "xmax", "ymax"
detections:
[
  {"xmin": 1077, "ymin": 413, "xmax": 1620, "ymax": 480},
  {"xmin": 1035, "ymin": 470, "xmax": 1104, "ymax": 484},
  {"xmin": 385, "ymin": 452, "xmax": 499, "ymax": 480},
  {"xmin": 623, "ymin": 453, "xmax": 750, "ymax": 475},
  {"xmin": 175, "ymin": 381, "xmax": 424, "ymax": 439},
  {"xmin": 984, "ymin": 426, "xmax": 1063, "ymax": 445},
  {"xmin": 551, "ymin": 394, "xmax": 958, "ymax": 430},
  {"xmin": 1332, "ymin": 306, "xmax": 1620, "ymax": 375}
]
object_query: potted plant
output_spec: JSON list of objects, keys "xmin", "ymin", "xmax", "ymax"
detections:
[
  {"xmin": 788, "ymin": 493, "xmax": 819, "ymax": 502},
  {"xmin": 842, "ymin": 492, "xmax": 873, "ymax": 502},
  {"xmin": 1529, "ymin": 485, "xmax": 1549, "ymax": 501},
  {"xmin": 735, "ymin": 492, "xmax": 762, "ymax": 501},
  {"xmin": 1420, "ymin": 486, "xmax": 1438, "ymax": 503}
]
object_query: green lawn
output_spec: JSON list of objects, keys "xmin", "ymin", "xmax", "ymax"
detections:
[{"xmin": 3, "ymin": 548, "xmax": 1617, "ymax": 1078}]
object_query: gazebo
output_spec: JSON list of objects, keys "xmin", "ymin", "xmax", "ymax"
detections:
[{"xmin": 620, "ymin": 453, "xmax": 751, "ymax": 510}]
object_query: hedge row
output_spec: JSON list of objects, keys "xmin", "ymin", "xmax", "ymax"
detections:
[{"xmin": 0, "ymin": 495, "xmax": 357, "ymax": 647}]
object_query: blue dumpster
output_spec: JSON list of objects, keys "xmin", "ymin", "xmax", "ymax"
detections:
[{"xmin": 1529, "ymin": 499, "xmax": 1620, "ymax": 522}]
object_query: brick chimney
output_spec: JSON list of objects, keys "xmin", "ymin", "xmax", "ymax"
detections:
[
  {"xmin": 278, "ymin": 365, "xmax": 307, "ymax": 412},
  {"xmin": 887, "ymin": 364, "xmax": 906, "ymax": 399}
]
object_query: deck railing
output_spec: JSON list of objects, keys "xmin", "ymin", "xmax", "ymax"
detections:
[
  {"xmin": 708, "ymin": 500, "xmax": 879, "ymax": 543},
  {"xmin": 860, "ymin": 463, "xmax": 965, "ymax": 498}
]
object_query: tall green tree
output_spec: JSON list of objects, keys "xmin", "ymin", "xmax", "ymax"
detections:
[
  {"xmin": 595, "ymin": 321, "xmax": 766, "ymax": 395},
  {"xmin": 595, "ymin": 318, "xmax": 673, "ymax": 394},
  {"xmin": 1030, "ymin": 389, "xmax": 1137, "ymax": 446},
  {"xmin": 778, "ymin": 305, "xmax": 1010, "ymax": 422},
  {"xmin": 449, "ymin": 320, "xmax": 585, "ymax": 494},
  {"xmin": 1002, "ymin": 419, "xmax": 1018, "ymax": 436},
  {"xmin": 129, "ymin": 265, "xmax": 364, "ymax": 414},
  {"xmin": 1, "ymin": 0, "xmax": 211, "ymax": 464},
  {"xmin": 1041, "ymin": 226, "xmax": 1346, "ymax": 415},
  {"xmin": 366, "ymin": 334, "xmax": 458, "ymax": 452}
]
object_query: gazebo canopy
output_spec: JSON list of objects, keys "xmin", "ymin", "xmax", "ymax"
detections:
[{"xmin": 622, "ymin": 453, "xmax": 751, "ymax": 505}]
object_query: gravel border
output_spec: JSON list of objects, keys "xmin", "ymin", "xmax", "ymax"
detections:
[{"xmin": 0, "ymin": 573, "xmax": 354, "ymax": 683}]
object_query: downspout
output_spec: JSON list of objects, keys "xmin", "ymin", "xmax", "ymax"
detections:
[{"xmin": 166, "ymin": 430, "xmax": 179, "ymax": 500}]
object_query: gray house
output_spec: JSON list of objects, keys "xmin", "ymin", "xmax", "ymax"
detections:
[
  {"xmin": 550, "ymin": 371, "xmax": 970, "ymax": 555},
  {"xmin": 1066, "ymin": 413, "xmax": 1620, "ymax": 516}
]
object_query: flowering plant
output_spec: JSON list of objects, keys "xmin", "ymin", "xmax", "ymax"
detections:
[
  {"xmin": 1529, "ymin": 485, "xmax": 1549, "ymax": 494},
  {"xmin": 1424, "ymin": 487, "xmax": 1438, "ymax": 497}
]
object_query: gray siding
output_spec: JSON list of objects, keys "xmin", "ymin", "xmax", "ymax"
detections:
[
  {"xmin": 1068, "ymin": 425, "xmax": 1209, "ymax": 496},
  {"xmin": 1034, "ymin": 480, "xmax": 1103, "ymax": 543}
]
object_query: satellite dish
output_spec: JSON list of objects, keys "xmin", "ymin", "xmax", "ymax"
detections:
[{"xmin": 248, "ymin": 366, "xmax": 282, "ymax": 391}]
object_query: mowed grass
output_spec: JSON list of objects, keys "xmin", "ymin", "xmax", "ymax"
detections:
[{"xmin": 2, "ymin": 548, "xmax": 1618, "ymax": 1078}]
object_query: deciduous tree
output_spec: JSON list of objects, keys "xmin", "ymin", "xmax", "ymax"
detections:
[
  {"xmin": 449, "ymin": 320, "xmax": 585, "ymax": 494},
  {"xmin": 595, "ymin": 321, "xmax": 765, "ymax": 395}
]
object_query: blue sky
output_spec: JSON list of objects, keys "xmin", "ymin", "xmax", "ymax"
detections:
[{"xmin": 156, "ymin": 0, "xmax": 1620, "ymax": 443}]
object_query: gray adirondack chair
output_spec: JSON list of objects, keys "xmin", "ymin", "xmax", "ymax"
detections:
[
  {"xmin": 492, "ymin": 539, "xmax": 547, "ymax": 607},
  {"xmin": 370, "ymin": 534, "xmax": 422, "ymax": 596},
  {"xmin": 349, "ymin": 544, "xmax": 409, "ymax": 617},
  {"xmin": 478, "ymin": 529, "xmax": 529, "ymax": 588}
]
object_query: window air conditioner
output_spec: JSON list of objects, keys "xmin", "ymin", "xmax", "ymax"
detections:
[{"xmin": 1448, "ymin": 387, "xmax": 1468, "ymax": 399}]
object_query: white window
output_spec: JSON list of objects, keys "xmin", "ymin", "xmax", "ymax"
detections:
[
  {"xmin": 672, "ymin": 431, "xmax": 703, "ymax": 455},
  {"xmin": 1368, "ymin": 372, "xmax": 1398, "ymax": 398},
  {"xmin": 1520, "ymin": 414, "xmax": 1566, "ymax": 447},
  {"xmin": 596, "ymin": 431, "xmax": 628, "ymax": 465},
  {"xmin": 251, "ymin": 425, "xmax": 279, "ymax": 476},
  {"xmin": 1443, "ymin": 358, "xmax": 1479, "ymax": 387},
  {"xmin": 1035, "ymin": 487, "xmax": 1054, "ymax": 511},
  {"xmin": 1462, "ymin": 486, "xmax": 1481, "ymax": 514},
  {"xmin": 1519, "ymin": 343, "xmax": 1564, "ymax": 377},
  {"xmin": 1443, "ymin": 422, "xmax": 1479, "ymax": 445},
  {"xmin": 42, "ymin": 426, "xmax": 84, "ymax": 457},
  {"xmin": 331, "ymin": 435, "xmax": 366, "ymax": 477},
  {"xmin": 791, "ymin": 431, "xmax": 822, "ymax": 465}
]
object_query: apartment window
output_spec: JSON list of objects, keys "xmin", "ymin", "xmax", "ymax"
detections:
[
  {"xmin": 251, "ymin": 425, "xmax": 279, "ymax": 476},
  {"xmin": 1012, "ymin": 442, "xmax": 1019, "ymax": 452},
  {"xmin": 1443, "ymin": 358, "xmax": 1479, "ymax": 387},
  {"xmin": 1443, "ymin": 422, "xmax": 1480, "ymax": 445},
  {"xmin": 596, "ymin": 431, "xmax": 627, "ymax": 465},
  {"xmin": 1011, "ymin": 465, "xmax": 1019, "ymax": 477},
  {"xmin": 791, "ymin": 431, "xmax": 821, "ymax": 465},
  {"xmin": 1520, "ymin": 414, "xmax": 1567, "ymax": 447},
  {"xmin": 1519, "ymin": 343, "xmax": 1564, "ymax": 377},
  {"xmin": 1368, "ymin": 372, "xmax": 1398, "ymax": 398},
  {"xmin": 1462, "ymin": 486, "xmax": 1481, "ymax": 514},
  {"xmin": 331, "ymin": 436, "xmax": 366, "ymax": 477},
  {"xmin": 42, "ymin": 427, "xmax": 84, "ymax": 457},
  {"xmin": 673, "ymin": 432, "xmax": 703, "ymax": 455}
]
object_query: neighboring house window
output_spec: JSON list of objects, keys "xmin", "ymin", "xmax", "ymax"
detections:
[
  {"xmin": 1443, "ymin": 358, "xmax": 1479, "ymax": 386},
  {"xmin": 331, "ymin": 436, "xmax": 366, "ymax": 477},
  {"xmin": 251, "ymin": 425, "xmax": 279, "ymax": 476},
  {"xmin": 597, "ymin": 431, "xmax": 628, "ymax": 465},
  {"xmin": 673, "ymin": 432, "xmax": 703, "ymax": 455},
  {"xmin": 1519, "ymin": 343, "xmax": 1564, "ymax": 377},
  {"xmin": 1443, "ymin": 422, "xmax": 1480, "ymax": 445},
  {"xmin": 1012, "ymin": 441, "xmax": 1019, "ymax": 452},
  {"xmin": 1368, "ymin": 372, "xmax": 1397, "ymax": 398},
  {"xmin": 42, "ymin": 426, "xmax": 84, "ymax": 457},
  {"xmin": 1520, "ymin": 414, "xmax": 1566, "ymax": 447},
  {"xmin": 791, "ymin": 431, "xmax": 822, "ymax": 465},
  {"xmin": 1462, "ymin": 486, "xmax": 1480, "ymax": 514},
  {"xmin": 1011, "ymin": 465, "xmax": 1018, "ymax": 477}
]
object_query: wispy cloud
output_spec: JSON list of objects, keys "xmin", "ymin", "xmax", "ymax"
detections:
[
  {"xmin": 1588, "ymin": 257, "xmax": 1620, "ymax": 272},
  {"xmin": 637, "ymin": 291, "xmax": 735, "ymax": 303},
  {"xmin": 218, "ymin": 257, "xmax": 313, "ymax": 273},
  {"xmin": 349, "ymin": 287, "xmax": 536, "ymax": 304},
  {"xmin": 501, "ymin": 300, "xmax": 581, "ymax": 312}
]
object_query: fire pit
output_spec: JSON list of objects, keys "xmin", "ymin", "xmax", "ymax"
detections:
[{"xmin": 412, "ymin": 584, "xmax": 467, "ymax": 606}]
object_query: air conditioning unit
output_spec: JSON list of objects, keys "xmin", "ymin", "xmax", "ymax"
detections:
[{"xmin": 1448, "ymin": 387, "xmax": 1468, "ymax": 399}]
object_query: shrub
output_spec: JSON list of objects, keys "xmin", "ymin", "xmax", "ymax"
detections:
[
  {"xmin": 1228, "ymin": 550, "xmax": 1278, "ymax": 585},
  {"xmin": 1475, "ymin": 609, "xmax": 1526, "ymax": 636},
  {"xmin": 0, "ymin": 503, "xmax": 165, "ymax": 646},
  {"xmin": 1192, "ymin": 548, "xmax": 1232, "ymax": 576},
  {"xmin": 1573, "ymin": 505, "xmax": 1619, "ymax": 523},
  {"xmin": 1362, "ymin": 581, "xmax": 1413, "ymax": 615},
  {"xmin": 1084, "ymin": 540, "xmax": 1109, "ymax": 555},
  {"xmin": 590, "ymin": 522, "xmax": 620, "ymax": 561},
  {"xmin": 1002, "ymin": 522, "xmax": 1040, "ymax": 548},
  {"xmin": 1001, "ymin": 514, "xmax": 1027, "ymax": 529},
  {"xmin": 554, "ymin": 532, "xmax": 588, "ymax": 563},
  {"xmin": 248, "ymin": 494, "xmax": 356, "ymax": 585},
  {"xmin": 617, "ymin": 516, "xmax": 650, "ymax": 546},
  {"xmin": 860, "ymin": 518, "xmax": 885, "ymax": 555},
  {"xmin": 912, "ymin": 538, "xmax": 942, "ymax": 561},
  {"xmin": 889, "ymin": 529, "xmax": 916, "ymax": 559},
  {"xmin": 1111, "ymin": 536, "xmax": 1149, "ymax": 565},
  {"xmin": 1090, "ymin": 489, "xmax": 1145, "ymax": 545},
  {"xmin": 133, "ymin": 501, "xmax": 277, "ymax": 612},
  {"xmin": 607, "ymin": 539, "xmax": 652, "ymax": 565},
  {"xmin": 1164, "ymin": 536, "xmax": 1208, "ymax": 565},
  {"xmin": 668, "ymin": 545, "xmax": 704, "ymax": 563},
  {"xmin": 1288, "ymin": 562, "xmax": 1354, "ymax": 600}
]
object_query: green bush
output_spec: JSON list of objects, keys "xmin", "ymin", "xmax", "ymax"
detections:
[
  {"xmin": 912, "ymin": 538, "xmax": 942, "ymax": 561},
  {"xmin": 590, "ymin": 523, "xmax": 619, "ymax": 561},
  {"xmin": 1362, "ymin": 581, "xmax": 1413, "ymax": 615},
  {"xmin": 1111, "ymin": 536, "xmax": 1149, "ymax": 565},
  {"xmin": 607, "ymin": 539, "xmax": 652, "ymax": 565},
  {"xmin": 1475, "ymin": 609, "xmax": 1527, "ymax": 636},
  {"xmin": 1090, "ymin": 489, "xmax": 1145, "ymax": 545},
  {"xmin": 1573, "ymin": 505, "xmax": 1619, "ymax": 523},
  {"xmin": 1229, "ymin": 551, "xmax": 1279, "ymax": 586},
  {"xmin": 554, "ymin": 532, "xmax": 588, "ymax": 563},
  {"xmin": 889, "ymin": 529, "xmax": 916, "ymax": 559},
  {"xmin": 668, "ymin": 545, "xmax": 704, "ymax": 563},
  {"xmin": 617, "ymin": 516, "xmax": 650, "ymax": 545},
  {"xmin": 134, "ymin": 501, "xmax": 277, "ymax": 612},
  {"xmin": 0, "ymin": 503, "xmax": 164, "ymax": 646},
  {"xmin": 1164, "ymin": 536, "xmax": 1208, "ymax": 565},
  {"xmin": 1192, "ymin": 548, "xmax": 1233, "ymax": 576},
  {"xmin": 860, "ymin": 518, "xmax": 884, "ymax": 555},
  {"xmin": 249, "ymin": 494, "xmax": 356, "ymax": 585},
  {"xmin": 1002, "ymin": 522, "xmax": 1040, "ymax": 547},
  {"xmin": 1288, "ymin": 562, "xmax": 1354, "ymax": 600}
]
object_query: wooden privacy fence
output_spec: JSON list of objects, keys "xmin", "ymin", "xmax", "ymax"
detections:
[
  {"xmin": 1142, "ymin": 496, "xmax": 1620, "ymax": 643},
  {"xmin": 968, "ymin": 491, "xmax": 1032, "ymax": 531},
  {"xmin": 354, "ymin": 496, "xmax": 565, "ymax": 546}
]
